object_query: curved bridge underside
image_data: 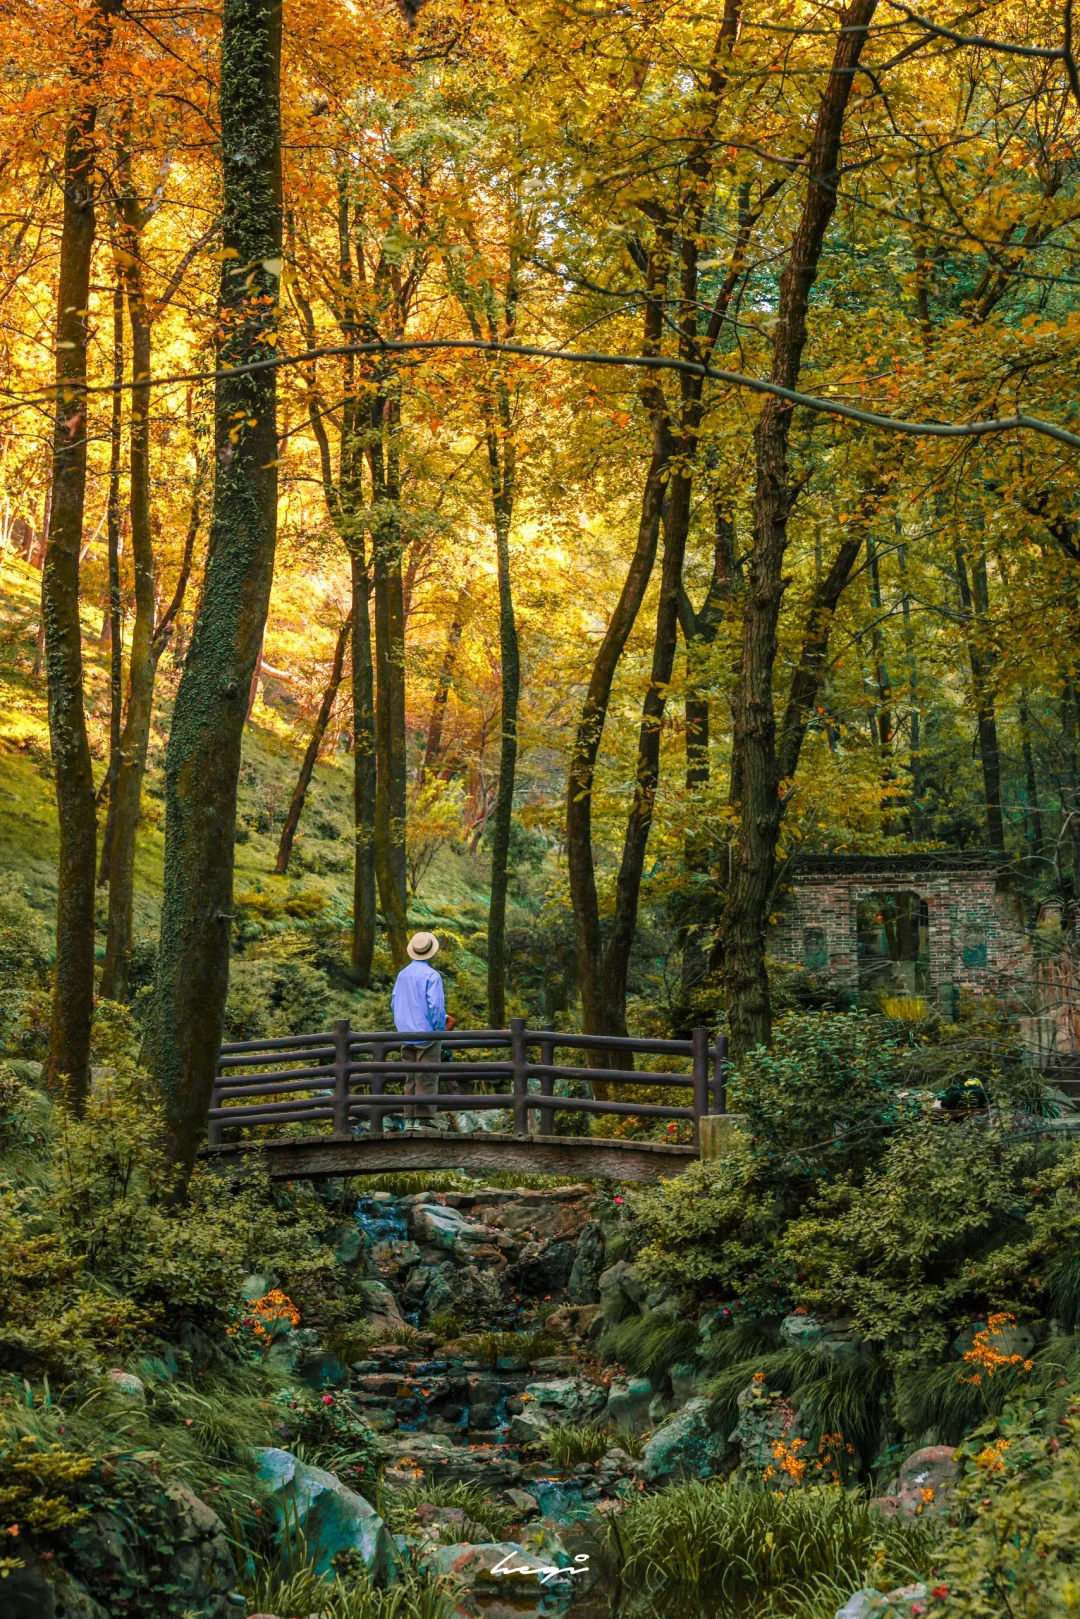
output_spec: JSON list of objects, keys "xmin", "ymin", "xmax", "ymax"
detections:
[{"xmin": 201, "ymin": 1130, "xmax": 700, "ymax": 1183}]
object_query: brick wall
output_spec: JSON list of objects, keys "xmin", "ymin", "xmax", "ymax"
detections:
[{"xmin": 770, "ymin": 860, "xmax": 1031, "ymax": 1011}]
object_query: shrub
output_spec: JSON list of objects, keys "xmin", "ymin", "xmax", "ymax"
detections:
[
  {"xmin": 224, "ymin": 953, "xmax": 333, "ymax": 1040},
  {"xmin": 381, "ymin": 1479, "xmax": 515, "ymax": 1542},
  {"xmin": 458, "ymin": 1329, "xmax": 558, "ymax": 1367},
  {"xmin": 631, "ymin": 1153, "xmax": 791, "ymax": 1312},
  {"xmin": 0, "ymin": 878, "xmax": 50, "ymax": 1058},
  {"xmin": 731, "ymin": 1011, "xmax": 908, "ymax": 1190},
  {"xmin": 783, "ymin": 1121, "xmax": 1035, "ymax": 1366}
]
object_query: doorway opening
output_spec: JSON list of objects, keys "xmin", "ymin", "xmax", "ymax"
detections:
[{"xmin": 857, "ymin": 890, "xmax": 930, "ymax": 1001}]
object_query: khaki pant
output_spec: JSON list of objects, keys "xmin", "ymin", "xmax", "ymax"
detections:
[{"xmin": 402, "ymin": 1041, "xmax": 439, "ymax": 1120}]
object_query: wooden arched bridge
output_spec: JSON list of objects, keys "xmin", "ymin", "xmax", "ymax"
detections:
[{"xmin": 202, "ymin": 1019, "xmax": 732, "ymax": 1182}]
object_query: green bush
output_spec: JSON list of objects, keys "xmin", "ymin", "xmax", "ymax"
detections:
[
  {"xmin": 782, "ymin": 1121, "xmax": 1035, "ymax": 1366},
  {"xmin": 933, "ymin": 1407, "xmax": 1080, "ymax": 1618},
  {"xmin": 381, "ymin": 1479, "xmax": 516, "ymax": 1542},
  {"xmin": 0, "ymin": 878, "xmax": 50, "ymax": 1058},
  {"xmin": 731, "ymin": 1011, "xmax": 907, "ymax": 1189},
  {"xmin": 224, "ymin": 952, "xmax": 334, "ymax": 1039},
  {"xmin": 631, "ymin": 1153, "xmax": 791, "ymax": 1312}
]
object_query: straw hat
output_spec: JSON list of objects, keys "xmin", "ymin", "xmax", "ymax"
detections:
[{"xmin": 407, "ymin": 931, "xmax": 440, "ymax": 961}]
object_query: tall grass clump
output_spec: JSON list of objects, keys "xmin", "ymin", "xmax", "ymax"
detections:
[
  {"xmin": 601, "ymin": 1312, "xmax": 699, "ymax": 1390},
  {"xmin": 380, "ymin": 1479, "xmax": 516, "ymax": 1540},
  {"xmin": 606, "ymin": 1480, "xmax": 934, "ymax": 1604},
  {"xmin": 545, "ymin": 1422, "xmax": 611, "ymax": 1467},
  {"xmin": 239, "ymin": 1536, "xmax": 454, "ymax": 1619},
  {"xmin": 458, "ymin": 1329, "xmax": 557, "ymax": 1366}
]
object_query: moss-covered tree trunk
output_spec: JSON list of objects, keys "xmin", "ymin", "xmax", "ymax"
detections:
[
  {"xmin": 368, "ymin": 390, "xmax": 409, "ymax": 966},
  {"xmin": 42, "ymin": 0, "xmax": 116, "ymax": 1109},
  {"xmin": 150, "ymin": 0, "xmax": 282, "ymax": 1179},
  {"xmin": 101, "ymin": 177, "xmax": 156, "ymax": 1001},
  {"xmin": 97, "ymin": 280, "xmax": 125, "ymax": 889},
  {"xmin": 351, "ymin": 552, "xmax": 377, "ymax": 981},
  {"xmin": 718, "ymin": 0, "xmax": 878, "ymax": 1058}
]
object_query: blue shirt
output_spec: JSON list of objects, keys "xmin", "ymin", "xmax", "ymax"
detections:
[{"xmin": 391, "ymin": 961, "xmax": 447, "ymax": 1035}]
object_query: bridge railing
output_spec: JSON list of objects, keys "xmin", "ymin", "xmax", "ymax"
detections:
[{"xmin": 208, "ymin": 1019, "xmax": 729, "ymax": 1148}]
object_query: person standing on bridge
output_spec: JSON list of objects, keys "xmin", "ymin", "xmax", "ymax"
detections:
[{"xmin": 392, "ymin": 932, "xmax": 456, "ymax": 1127}]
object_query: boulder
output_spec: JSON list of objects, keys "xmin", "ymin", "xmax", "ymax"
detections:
[
  {"xmin": 604, "ymin": 1378, "xmax": 652, "ymax": 1437},
  {"xmin": 671, "ymin": 1363, "xmax": 704, "ymax": 1405},
  {"xmin": 836, "ymin": 1584, "xmax": 930, "ymax": 1619},
  {"xmin": 360, "ymin": 1279, "xmax": 406, "ymax": 1337},
  {"xmin": 256, "ymin": 1447, "xmax": 396, "ymax": 1583},
  {"xmin": 508, "ymin": 1407, "xmax": 553, "ymax": 1446},
  {"xmin": 105, "ymin": 1369, "xmax": 145, "ymax": 1399},
  {"xmin": 546, "ymin": 1303, "xmax": 603, "ymax": 1343},
  {"xmin": 643, "ymin": 1398, "xmax": 728, "ymax": 1485},
  {"xmin": 241, "ymin": 1273, "xmax": 276, "ymax": 1302},
  {"xmin": 70, "ymin": 1476, "xmax": 243, "ymax": 1619},
  {"xmin": 952, "ymin": 1319, "xmax": 1036, "ymax": 1359},
  {"xmin": 296, "ymin": 1349, "xmax": 349, "ymax": 1391},
  {"xmin": 729, "ymin": 1376, "xmax": 806, "ymax": 1483},
  {"xmin": 872, "ymin": 1446, "xmax": 959, "ymax": 1520},
  {"xmin": 367, "ymin": 1239, "xmax": 422, "ymax": 1279},
  {"xmin": 503, "ymin": 1489, "xmax": 540, "ymax": 1518},
  {"xmin": 331, "ymin": 1224, "xmax": 364, "ymax": 1265},
  {"xmin": 598, "ymin": 1261, "xmax": 646, "ymax": 1325},
  {"xmin": 524, "ymin": 1377, "xmax": 607, "ymax": 1427},
  {"xmin": 780, "ymin": 1312, "xmax": 865, "ymax": 1367},
  {"xmin": 417, "ymin": 1539, "xmax": 568, "ymax": 1586},
  {"xmin": 2, "ymin": 1542, "xmax": 111, "ymax": 1619},
  {"xmin": 414, "ymin": 1504, "xmax": 494, "ymax": 1544},
  {"xmin": 568, "ymin": 1221, "xmax": 606, "ymax": 1304}
]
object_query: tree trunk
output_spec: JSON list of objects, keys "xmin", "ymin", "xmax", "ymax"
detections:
[
  {"xmin": 42, "ymin": 0, "xmax": 116, "ymax": 1108},
  {"xmin": 565, "ymin": 419, "xmax": 671, "ymax": 1037},
  {"xmin": 486, "ymin": 494, "xmax": 519, "ymax": 1028},
  {"xmin": 276, "ymin": 610, "xmax": 353, "ymax": 874},
  {"xmin": 718, "ymin": 0, "xmax": 879, "ymax": 1059},
  {"xmin": 421, "ymin": 588, "xmax": 467, "ymax": 779},
  {"xmin": 351, "ymin": 552, "xmax": 377, "ymax": 982},
  {"xmin": 777, "ymin": 536, "xmax": 865, "ymax": 783},
  {"xmin": 897, "ymin": 533, "xmax": 924, "ymax": 837},
  {"xmin": 98, "ymin": 279, "xmax": 125, "ymax": 886},
  {"xmin": 369, "ymin": 395, "xmax": 409, "ymax": 966},
  {"xmin": 955, "ymin": 543, "xmax": 1006, "ymax": 852},
  {"xmin": 101, "ymin": 193, "xmax": 157, "ymax": 1002},
  {"xmin": 150, "ymin": 0, "xmax": 281, "ymax": 1183},
  {"xmin": 1019, "ymin": 690, "xmax": 1044, "ymax": 860},
  {"xmin": 602, "ymin": 463, "xmax": 693, "ymax": 1036}
]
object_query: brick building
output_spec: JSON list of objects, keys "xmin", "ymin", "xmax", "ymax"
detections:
[{"xmin": 769, "ymin": 852, "xmax": 1029, "ymax": 1014}]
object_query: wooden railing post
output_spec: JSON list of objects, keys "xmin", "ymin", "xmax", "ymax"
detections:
[
  {"xmin": 511, "ymin": 1017, "xmax": 529, "ymax": 1135},
  {"xmin": 332, "ymin": 1019, "xmax": 351, "ymax": 1137},
  {"xmin": 208, "ymin": 1077, "xmax": 223, "ymax": 1147},
  {"xmin": 692, "ymin": 1027, "xmax": 709, "ymax": 1142},
  {"xmin": 712, "ymin": 1033, "xmax": 728, "ymax": 1115},
  {"xmin": 538, "ymin": 1029, "xmax": 555, "ymax": 1137},
  {"xmin": 370, "ymin": 1042, "xmax": 385, "ymax": 1134}
]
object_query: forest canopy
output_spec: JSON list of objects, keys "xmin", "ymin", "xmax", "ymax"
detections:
[{"xmin": 1, "ymin": 0, "xmax": 1079, "ymax": 1165}]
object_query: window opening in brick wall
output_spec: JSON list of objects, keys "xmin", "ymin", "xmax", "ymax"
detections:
[
  {"xmin": 961, "ymin": 920, "xmax": 988, "ymax": 969},
  {"xmin": 857, "ymin": 890, "xmax": 931, "ymax": 1000},
  {"xmin": 803, "ymin": 925, "xmax": 829, "ymax": 971}
]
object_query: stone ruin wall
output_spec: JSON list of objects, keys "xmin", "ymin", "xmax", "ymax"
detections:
[{"xmin": 769, "ymin": 860, "xmax": 1031, "ymax": 1018}]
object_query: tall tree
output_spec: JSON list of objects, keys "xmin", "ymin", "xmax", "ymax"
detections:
[
  {"xmin": 275, "ymin": 609, "xmax": 354, "ymax": 874},
  {"xmin": 150, "ymin": 0, "xmax": 282, "ymax": 1180},
  {"xmin": 42, "ymin": 0, "xmax": 117, "ymax": 1107},
  {"xmin": 717, "ymin": 0, "xmax": 880, "ymax": 1057}
]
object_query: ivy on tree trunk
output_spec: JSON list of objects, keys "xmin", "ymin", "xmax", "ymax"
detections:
[{"xmin": 149, "ymin": 0, "xmax": 282, "ymax": 1181}]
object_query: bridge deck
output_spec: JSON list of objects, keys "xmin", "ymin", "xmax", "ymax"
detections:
[{"xmin": 201, "ymin": 1129, "xmax": 699, "ymax": 1183}]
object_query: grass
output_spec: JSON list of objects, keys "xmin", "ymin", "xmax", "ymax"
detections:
[
  {"xmin": 544, "ymin": 1422, "xmax": 612, "ymax": 1467},
  {"xmin": 0, "ymin": 1363, "xmax": 284, "ymax": 1531},
  {"xmin": 605, "ymin": 1479, "xmax": 936, "ymax": 1605},
  {"xmin": 457, "ymin": 1329, "xmax": 558, "ymax": 1367},
  {"xmin": 239, "ymin": 1533, "xmax": 455, "ymax": 1619},
  {"xmin": 601, "ymin": 1311, "xmax": 699, "ymax": 1390},
  {"xmin": 380, "ymin": 1479, "xmax": 516, "ymax": 1541}
]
